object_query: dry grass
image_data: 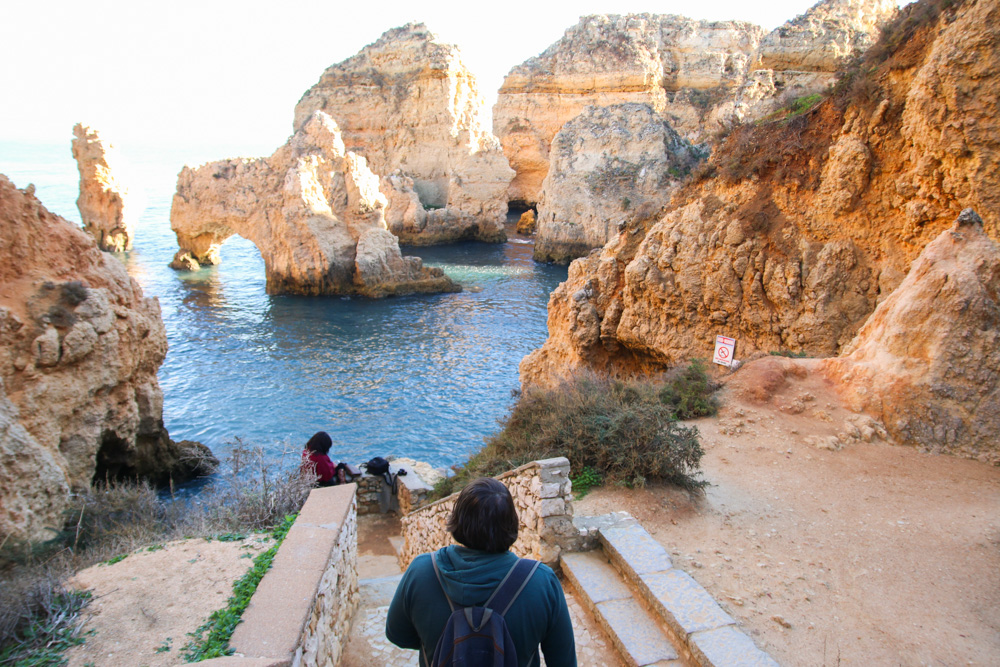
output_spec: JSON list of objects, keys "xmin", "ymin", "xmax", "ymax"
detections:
[{"xmin": 0, "ymin": 440, "xmax": 315, "ymax": 664}]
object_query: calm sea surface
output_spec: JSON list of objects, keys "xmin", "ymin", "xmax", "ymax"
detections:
[{"xmin": 0, "ymin": 141, "xmax": 566, "ymax": 469}]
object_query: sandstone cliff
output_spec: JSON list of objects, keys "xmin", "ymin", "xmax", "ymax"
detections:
[
  {"xmin": 521, "ymin": 0, "xmax": 999, "ymax": 388},
  {"xmin": 735, "ymin": 0, "xmax": 898, "ymax": 121},
  {"xmin": 494, "ymin": 14, "xmax": 763, "ymax": 205},
  {"xmin": 169, "ymin": 112, "xmax": 459, "ymax": 298},
  {"xmin": 0, "ymin": 175, "xmax": 212, "ymax": 542},
  {"xmin": 294, "ymin": 23, "xmax": 512, "ymax": 244},
  {"xmin": 534, "ymin": 103, "xmax": 701, "ymax": 263},
  {"xmin": 71, "ymin": 123, "xmax": 133, "ymax": 252},
  {"xmin": 494, "ymin": 0, "xmax": 894, "ymax": 207},
  {"xmin": 822, "ymin": 210, "xmax": 1000, "ymax": 463}
]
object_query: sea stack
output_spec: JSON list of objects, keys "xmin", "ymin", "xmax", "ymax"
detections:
[
  {"xmin": 294, "ymin": 23, "xmax": 513, "ymax": 244},
  {"xmin": 169, "ymin": 111, "xmax": 460, "ymax": 298},
  {"xmin": 71, "ymin": 123, "xmax": 134, "ymax": 252}
]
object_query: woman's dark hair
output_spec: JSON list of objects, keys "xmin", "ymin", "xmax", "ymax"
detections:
[
  {"xmin": 447, "ymin": 478, "xmax": 519, "ymax": 553},
  {"xmin": 305, "ymin": 431, "xmax": 333, "ymax": 455}
]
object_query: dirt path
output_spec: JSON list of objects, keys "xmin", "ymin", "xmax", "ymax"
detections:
[
  {"xmin": 66, "ymin": 536, "xmax": 272, "ymax": 667},
  {"xmin": 576, "ymin": 361, "xmax": 1000, "ymax": 666}
]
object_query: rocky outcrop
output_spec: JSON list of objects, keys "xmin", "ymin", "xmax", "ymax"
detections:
[
  {"xmin": 823, "ymin": 210, "xmax": 1000, "ymax": 463},
  {"xmin": 294, "ymin": 23, "xmax": 512, "ymax": 244},
  {"xmin": 494, "ymin": 1, "xmax": 895, "ymax": 207},
  {"xmin": 494, "ymin": 14, "xmax": 763, "ymax": 205},
  {"xmin": 0, "ymin": 175, "xmax": 213, "ymax": 542},
  {"xmin": 534, "ymin": 103, "xmax": 701, "ymax": 263},
  {"xmin": 734, "ymin": 0, "xmax": 898, "ymax": 121},
  {"xmin": 71, "ymin": 123, "xmax": 133, "ymax": 252},
  {"xmin": 521, "ymin": 0, "xmax": 1000, "ymax": 388},
  {"xmin": 169, "ymin": 112, "xmax": 459, "ymax": 297}
]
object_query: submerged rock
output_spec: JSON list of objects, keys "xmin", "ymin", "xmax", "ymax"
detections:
[
  {"xmin": 71, "ymin": 123, "xmax": 133, "ymax": 252},
  {"xmin": 0, "ymin": 175, "xmax": 214, "ymax": 542},
  {"xmin": 169, "ymin": 111, "xmax": 459, "ymax": 297},
  {"xmin": 534, "ymin": 103, "xmax": 701, "ymax": 263},
  {"xmin": 294, "ymin": 23, "xmax": 512, "ymax": 244},
  {"xmin": 823, "ymin": 210, "xmax": 1000, "ymax": 463}
]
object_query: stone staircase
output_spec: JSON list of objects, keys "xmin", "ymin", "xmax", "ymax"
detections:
[{"xmin": 562, "ymin": 518, "xmax": 779, "ymax": 667}]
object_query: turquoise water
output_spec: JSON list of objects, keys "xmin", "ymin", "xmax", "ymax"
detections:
[{"xmin": 0, "ymin": 141, "xmax": 566, "ymax": 468}]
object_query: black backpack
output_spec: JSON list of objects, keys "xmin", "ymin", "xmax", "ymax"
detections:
[
  {"xmin": 363, "ymin": 456, "xmax": 399, "ymax": 494},
  {"xmin": 428, "ymin": 554, "xmax": 540, "ymax": 667}
]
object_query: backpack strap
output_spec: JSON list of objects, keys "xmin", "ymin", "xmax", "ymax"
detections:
[
  {"xmin": 430, "ymin": 552, "xmax": 457, "ymax": 613},
  {"xmin": 484, "ymin": 558, "xmax": 540, "ymax": 615}
]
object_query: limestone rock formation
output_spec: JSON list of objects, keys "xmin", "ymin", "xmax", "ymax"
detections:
[
  {"xmin": 734, "ymin": 0, "xmax": 898, "ymax": 121},
  {"xmin": 517, "ymin": 210, "xmax": 536, "ymax": 235},
  {"xmin": 169, "ymin": 112, "xmax": 459, "ymax": 297},
  {"xmin": 822, "ymin": 211, "xmax": 1000, "ymax": 463},
  {"xmin": 294, "ymin": 23, "xmax": 512, "ymax": 244},
  {"xmin": 494, "ymin": 14, "xmax": 763, "ymax": 205},
  {"xmin": 533, "ymin": 103, "xmax": 701, "ymax": 263},
  {"xmin": 521, "ymin": 0, "xmax": 1000, "ymax": 388},
  {"xmin": 0, "ymin": 175, "xmax": 213, "ymax": 542},
  {"xmin": 71, "ymin": 123, "xmax": 133, "ymax": 252},
  {"xmin": 494, "ymin": 1, "xmax": 895, "ymax": 207}
]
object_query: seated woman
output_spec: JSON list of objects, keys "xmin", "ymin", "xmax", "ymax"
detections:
[{"xmin": 301, "ymin": 431, "xmax": 338, "ymax": 486}]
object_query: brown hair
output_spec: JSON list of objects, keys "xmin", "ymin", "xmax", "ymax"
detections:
[{"xmin": 446, "ymin": 478, "xmax": 519, "ymax": 553}]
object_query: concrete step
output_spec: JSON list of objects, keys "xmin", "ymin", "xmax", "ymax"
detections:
[
  {"xmin": 562, "ymin": 551, "xmax": 683, "ymax": 667},
  {"xmin": 597, "ymin": 521, "xmax": 780, "ymax": 667}
]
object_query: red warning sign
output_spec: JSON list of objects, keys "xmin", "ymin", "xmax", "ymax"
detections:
[{"xmin": 713, "ymin": 335, "xmax": 736, "ymax": 367}]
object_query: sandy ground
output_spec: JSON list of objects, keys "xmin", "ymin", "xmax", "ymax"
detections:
[
  {"xmin": 66, "ymin": 536, "xmax": 272, "ymax": 667},
  {"xmin": 576, "ymin": 360, "xmax": 1000, "ymax": 666},
  {"xmin": 60, "ymin": 359, "xmax": 1000, "ymax": 666}
]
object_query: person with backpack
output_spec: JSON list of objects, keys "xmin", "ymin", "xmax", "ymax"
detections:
[{"xmin": 386, "ymin": 477, "xmax": 577, "ymax": 667}]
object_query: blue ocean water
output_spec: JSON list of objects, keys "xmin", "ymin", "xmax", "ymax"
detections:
[{"xmin": 0, "ymin": 141, "xmax": 566, "ymax": 468}]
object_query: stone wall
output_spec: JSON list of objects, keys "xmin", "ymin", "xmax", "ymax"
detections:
[
  {"xmin": 227, "ymin": 484, "xmax": 359, "ymax": 667},
  {"xmin": 398, "ymin": 457, "xmax": 578, "ymax": 569}
]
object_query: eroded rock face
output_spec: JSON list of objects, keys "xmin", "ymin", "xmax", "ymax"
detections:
[
  {"xmin": 494, "ymin": 1, "xmax": 895, "ymax": 207},
  {"xmin": 71, "ymin": 124, "xmax": 133, "ymax": 252},
  {"xmin": 169, "ymin": 112, "xmax": 459, "ymax": 297},
  {"xmin": 521, "ymin": 0, "xmax": 1000, "ymax": 388},
  {"xmin": 494, "ymin": 14, "xmax": 763, "ymax": 205},
  {"xmin": 823, "ymin": 211, "xmax": 1000, "ymax": 463},
  {"xmin": 0, "ymin": 175, "xmax": 213, "ymax": 542},
  {"xmin": 734, "ymin": 0, "xmax": 898, "ymax": 121},
  {"xmin": 534, "ymin": 103, "xmax": 701, "ymax": 263},
  {"xmin": 294, "ymin": 23, "xmax": 512, "ymax": 243}
]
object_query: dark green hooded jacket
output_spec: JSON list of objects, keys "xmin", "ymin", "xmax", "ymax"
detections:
[{"xmin": 385, "ymin": 545, "xmax": 577, "ymax": 667}]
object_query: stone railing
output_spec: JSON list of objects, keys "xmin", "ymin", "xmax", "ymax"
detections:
[
  {"xmin": 200, "ymin": 483, "xmax": 359, "ymax": 667},
  {"xmin": 398, "ymin": 457, "xmax": 579, "ymax": 569}
]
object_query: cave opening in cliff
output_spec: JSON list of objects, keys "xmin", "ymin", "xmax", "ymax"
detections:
[
  {"xmin": 507, "ymin": 201, "xmax": 536, "ymax": 215},
  {"xmin": 92, "ymin": 431, "xmax": 138, "ymax": 486}
]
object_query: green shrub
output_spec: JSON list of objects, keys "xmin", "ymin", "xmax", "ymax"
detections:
[
  {"xmin": 571, "ymin": 467, "xmax": 603, "ymax": 499},
  {"xmin": 435, "ymin": 364, "xmax": 717, "ymax": 499}
]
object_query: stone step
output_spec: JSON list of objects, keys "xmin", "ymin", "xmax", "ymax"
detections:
[
  {"xmin": 562, "ymin": 551, "xmax": 683, "ymax": 667},
  {"xmin": 597, "ymin": 521, "xmax": 780, "ymax": 667}
]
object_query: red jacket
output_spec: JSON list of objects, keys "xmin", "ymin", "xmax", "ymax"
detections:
[{"xmin": 302, "ymin": 449, "xmax": 336, "ymax": 484}]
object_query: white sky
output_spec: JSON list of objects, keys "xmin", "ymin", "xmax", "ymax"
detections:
[{"xmin": 1, "ymin": 0, "xmax": 857, "ymax": 158}]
